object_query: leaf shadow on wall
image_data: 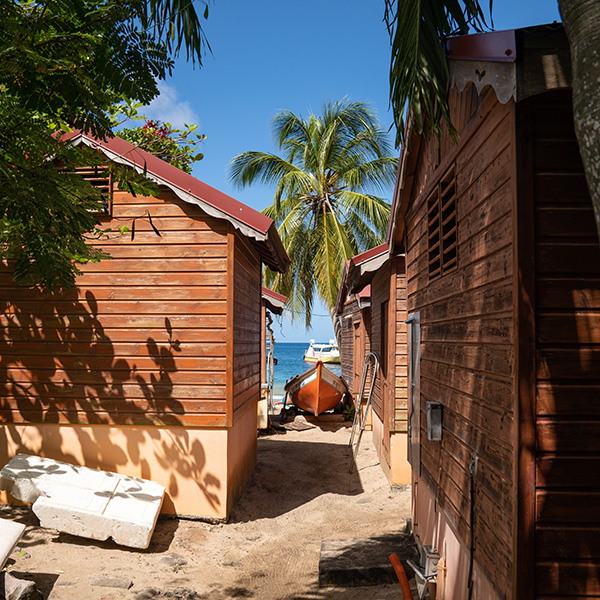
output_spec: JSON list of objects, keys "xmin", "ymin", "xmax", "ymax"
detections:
[{"xmin": 0, "ymin": 284, "xmax": 221, "ymax": 516}]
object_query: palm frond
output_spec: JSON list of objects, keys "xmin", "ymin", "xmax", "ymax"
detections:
[{"xmin": 385, "ymin": 0, "xmax": 491, "ymax": 146}]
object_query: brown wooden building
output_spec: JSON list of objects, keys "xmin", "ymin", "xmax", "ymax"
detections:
[
  {"xmin": 388, "ymin": 24, "xmax": 600, "ymax": 600},
  {"xmin": 0, "ymin": 132, "xmax": 289, "ymax": 520},
  {"xmin": 336, "ymin": 244, "xmax": 411, "ymax": 485}
]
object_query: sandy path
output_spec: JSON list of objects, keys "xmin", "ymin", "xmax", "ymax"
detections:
[{"xmin": 3, "ymin": 415, "xmax": 412, "ymax": 599}]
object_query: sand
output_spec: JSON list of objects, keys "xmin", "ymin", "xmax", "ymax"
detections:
[{"xmin": 2, "ymin": 414, "xmax": 413, "ymax": 599}]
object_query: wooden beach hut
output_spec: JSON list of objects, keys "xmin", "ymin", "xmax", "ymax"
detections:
[
  {"xmin": 389, "ymin": 24, "xmax": 600, "ymax": 600},
  {"xmin": 335, "ymin": 262, "xmax": 371, "ymax": 396},
  {"xmin": 259, "ymin": 287, "xmax": 287, "ymax": 427},
  {"xmin": 0, "ymin": 131, "xmax": 289, "ymax": 520},
  {"xmin": 336, "ymin": 244, "xmax": 411, "ymax": 485}
]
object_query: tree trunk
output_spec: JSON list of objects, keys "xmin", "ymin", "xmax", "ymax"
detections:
[{"xmin": 560, "ymin": 0, "xmax": 600, "ymax": 240}]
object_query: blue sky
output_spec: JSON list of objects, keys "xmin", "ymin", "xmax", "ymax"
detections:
[{"xmin": 140, "ymin": 0, "xmax": 561, "ymax": 342}]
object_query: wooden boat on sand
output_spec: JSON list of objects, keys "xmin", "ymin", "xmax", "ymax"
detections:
[{"xmin": 284, "ymin": 360, "xmax": 348, "ymax": 416}]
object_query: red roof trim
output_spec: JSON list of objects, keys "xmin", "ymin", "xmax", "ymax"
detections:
[
  {"xmin": 351, "ymin": 242, "xmax": 389, "ymax": 266},
  {"xmin": 64, "ymin": 131, "xmax": 273, "ymax": 235},
  {"xmin": 357, "ymin": 284, "xmax": 371, "ymax": 300},
  {"xmin": 261, "ymin": 287, "xmax": 287, "ymax": 303},
  {"xmin": 446, "ymin": 29, "xmax": 517, "ymax": 63}
]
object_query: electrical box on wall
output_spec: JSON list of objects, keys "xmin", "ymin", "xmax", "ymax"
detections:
[{"xmin": 426, "ymin": 402, "xmax": 443, "ymax": 441}]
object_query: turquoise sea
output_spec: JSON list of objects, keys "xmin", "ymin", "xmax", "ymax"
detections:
[{"xmin": 269, "ymin": 342, "xmax": 342, "ymax": 397}]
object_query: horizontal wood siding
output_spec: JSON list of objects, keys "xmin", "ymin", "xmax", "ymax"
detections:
[
  {"xmin": 406, "ymin": 88, "xmax": 516, "ymax": 598},
  {"xmin": 231, "ymin": 232, "xmax": 262, "ymax": 421},
  {"xmin": 393, "ymin": 255, "xmax": 408, "ymax": 433},
  {"xmin": 528, "ymin": 90, "xmax": 600, "ymax": 599},
  {"xmin": 340, "ymin": 298, "xmax": 359, "ymax": 393},
  {"xmin": 371, "ymin": 263, "xmax": 391, "ymax": 423},
  {"xmin": 354, "ymin": 307, "xmax": 372, "ymax": 402},
  {"xmin": 0, "ymin": 188, "xmax": 230, "ymax": 427}
]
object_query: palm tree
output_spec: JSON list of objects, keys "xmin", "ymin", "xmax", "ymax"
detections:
[
  {"xmin": 229, "ymin": 100, "xmax": 398, "ymax": 336},
  {"xmin": 385, "ymin": 0, "xmax": 600, "ymax": 240}
]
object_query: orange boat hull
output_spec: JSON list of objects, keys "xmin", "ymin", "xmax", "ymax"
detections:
[{"xmin": 284, "ymin": 361, "xmax": 348, "ymax": 416}]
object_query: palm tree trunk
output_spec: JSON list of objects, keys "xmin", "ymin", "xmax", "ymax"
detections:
[{"xmin": 560, "ymin": 0, "xmax": 600, "ymax": 240}]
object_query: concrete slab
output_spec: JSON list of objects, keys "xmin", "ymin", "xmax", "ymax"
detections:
[
  {"xmin": 0, "ymin": 518, "xmax": 26, "ymax": 568},
  {"xmin": 318, "ymin": 533, "xmax": 419, "ymax": 587},
  {"xmin": 0, "ymin": 454, "xmax": 164, "ymax": 549}
]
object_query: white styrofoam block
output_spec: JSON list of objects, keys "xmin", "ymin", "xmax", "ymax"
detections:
[
  {"xmin": 0, "ymin": 454, "xmax": 165, "ymax": 549},
  {"xmin": 0, "ymin": 518, "xmax": 26, "ymax": 568}
]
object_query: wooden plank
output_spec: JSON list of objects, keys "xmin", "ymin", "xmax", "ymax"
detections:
[
  {"xmin": 536, "ymin": 348, "xmax": 600, "ymax": 380},
  {"xmin": 421, "ymin": 342, "xmax": 513, "ymax": 378},
  {"xmin": 111, "ymin": 202, "xmax": 214, "ymax": 218},
  {"xmin": 35, "ymin": 272, "xmax": 227, "ymax": 287},
  {"xmin": 536, "ymin": 242, "xmax": 600, "ymax": 274},
  {"xmin": 1, "ymin": 300, "xmax": 227, "ymax": 316},
  {"xmin": 422, "ymin": 315, "xmax": 513, "ymax": 345},
  {"xmin": 536, "ymin": 384, "xmax": 600, "ymax": 417},
  {"xmin": 0, "ymin": 409, "xmax": 228, "ymax": 428},
  {"xmin": 81, "ymin": 258, "xmax": 227, "ymax": 272},
  {"xmin": 537, "ymin": 457, "xmax": 600, "ymax": 489},
  {"xmin": 534, "ymin": 172, "xmax": 590, "ymax": 205},
  {"xmin": 536, "ymin": 278, "xmax": 600, "ymax": 309},
  {"xmin": 535, "ymin": 561, "xmax": 600, "ymax": 596},
  {"xmin": 98, "ymin": 231, "xmax": 228, "ymax": 245},
  {"xmin": 0, "ymin": 341, "xmax": 228, "ymax": 358},
  {"xmin": 97, "ymin": 217, "xmax": 228, "ymax": 233},
  {"xmin": 0, "ymin": 286, "xmax": 227, "ymax": 302},
  {"xmin": 456, "ymin": 108, "xmax": 511, "ymax": 196},
  {"xmin": 533, "ymin": 139, "xmax": 584, "ymax": 172},
  {"xmin": 1, "ymin": 327, "xmax": 228, "ymax": 344},
  {"xmin": 536, "ymin": 420, "xmax": 600, "ymax": 453},
  {"xmin": 536, "ymin": 526, "xmax": 600, "ymax": 558},
  {"xmin": 421, "ymin": 358, "xmax": 513, "ymax": 412},
  {"xmin": 418, "ymin": 282, "xmax": 512, "ymax": 324},
  {"xmin": 226, "ymin": 229, "xmax": 235, "ymax": 427},
  {"xmin": 409, "ymin": 211, "xmax": 513, "ymax": 277},
  {"xmin": 3, "ymin": 367, "xmax": 226, "ymax": 386},
  {"xmin": 420, "ymin": 378, "xmax": 514, "ymax": 442},
  {"xmin": 441, "ymin": 409, "xmax": 513, "ymax": 479},
  {"xmin": 535, "ymin": 206, "xmax": 598, "ymax": 238},
  {"xmin": 458, "ymin": 177, "xmax": 512, "ymax": 241},
  {"xmin": 0, "ymin": 314, "xmax": 227, "ymax": 329},
  {"xmin": 0, "ymin": 384, "xmax": 227, "ymax": 401},
  {"xmin": 536, "ymin": 490, "xmax": 600, "ymax": 524},
  {"xmin": 536, "ymin": 312, "xmax": 600, "ymax": 344},
  {"xmin": 407, "ymin": 246, "xmax": 514, "ymax": 310},
  {"xmin": 1, "ymin": 356, "xmax": 226, "ymax": 371}
]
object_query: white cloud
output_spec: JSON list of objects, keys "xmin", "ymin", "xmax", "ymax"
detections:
[{"xmin": 142, "ymin": 83, "xmax": 200, "ymax": 128}]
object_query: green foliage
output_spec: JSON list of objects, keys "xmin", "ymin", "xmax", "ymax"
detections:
[
  {"xmin": 120, "ymin": 120, "xmax": 206, "ymax": 174},
  {"xmin": 229, "ymin": 100, "xmax": 398, "ymax": 328},
  {"xmin": 385, "ymin": 0, "xmax": 491, "ymax": 146},
  {"xmin": 342, "ymin": 403, "xmax": 355, "ymax": 421},
  {"xmin": 0, "ymin": 0, "xmax": 210, "ymax": 289}
]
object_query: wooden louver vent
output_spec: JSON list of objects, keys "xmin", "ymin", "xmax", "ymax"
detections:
[
  {"xmin": 428, "ymin": 167, "xmax": 457, "ymax": 280},
  {"xmin": 75, "ymin": 165, "xmax": 113, "ymax": 215}
]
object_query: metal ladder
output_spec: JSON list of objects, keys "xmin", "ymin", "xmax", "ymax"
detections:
[{"xmin": 349, "ymin": 352, "xmax": 380, "ymax": 471}]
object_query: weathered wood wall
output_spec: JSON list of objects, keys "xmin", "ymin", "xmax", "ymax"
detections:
[
  {"xmin": 0, "ymin": 187, "xmax": 239, "ymax": 428},
  {"xmin": 340, "ymin": 297, "xmax": 359, "ymax": 392},
  {"xmin": 231, "ymin": 232, "xmax": 262, "ymax": 424},
  {"xmin": 520, "ymin": 90, "xmax": 600, "ymax": 599},
  {"xmin": 371, "ymin": 262, "xmax": 392, "ymax": 463},
  {"xmin": 405, "ymin": 86, "xmax": 516, "ymax": 598},
  {"xmin": 392, "ymin": 256, "xmax": 408, "ymax": 433}
]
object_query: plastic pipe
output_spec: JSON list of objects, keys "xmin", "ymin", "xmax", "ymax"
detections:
[{"xmin": 389, "ymin": 553, "xmax": 414, "ymax": 600}]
